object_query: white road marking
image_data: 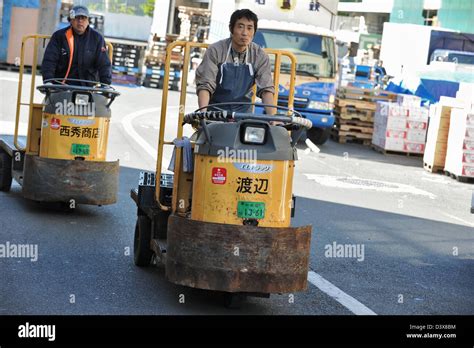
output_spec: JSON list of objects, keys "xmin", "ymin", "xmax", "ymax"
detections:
[
  {"xmin": 121, "ymin": 108, "xmax": 162, "ymax": 161},
  {"xmin": 306, "ymin": 156, "xmax": 342, "ymax": 173},
  {"xmin": 442, "ymin": 212, "xmax": 474, "ymax": 227},
  {"xmin": 308, "ymin": 271, "xmax": 377, "ymax": 315},
  {"xmin": 421, "ymin": 177, "xmax": 449, "ymax": 184},
  {"xmin": 304, "ymin": 173, "xmax": 437, "ymax": 199},
  {"xmin": 121, "ymin": 106, "xmax": 194, "ymax": 165}
]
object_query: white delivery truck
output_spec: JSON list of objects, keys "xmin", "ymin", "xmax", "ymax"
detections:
[{"xmin": 380, "ymin": 22, "xmax": 474, "ymax": 77}]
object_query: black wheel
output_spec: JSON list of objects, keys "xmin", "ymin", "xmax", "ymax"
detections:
[
  {"xmin": 134, "ymin": 215, "xmax": 153, "ymax": 267},
  {"xmin": 224, "ymin": 293, "xmax": 246, "ymax": 309},
  {"xmin": 0, "ymin": 151, "xmax": 13, "ymax": 192},
  {"xmin": 307, "ymin": 127, "xmax": 331, "ymax": 145}
]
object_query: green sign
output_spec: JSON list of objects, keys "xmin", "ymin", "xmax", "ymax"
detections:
[
  {"xmin": 71, "ymin": 143, "xmax": 90, "ymax": 156},
  {"xmin": 237, "ymin": 201, "xmax": 265, "ymax": 219}
]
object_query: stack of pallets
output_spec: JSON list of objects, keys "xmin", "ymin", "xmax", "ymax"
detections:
[
  {"xmin": 143, "ymin": 35, "xmax": 183, "ymax": 90},
  {"xmin": 332, "ymin": 86, "xmax": 398, "ymax": 145},
  {"xmin": 109, "ymin": 40, "xmax": 146, "ymax": 86}
]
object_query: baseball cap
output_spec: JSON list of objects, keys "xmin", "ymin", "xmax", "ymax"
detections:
[{"xmin": 69, "ymin": 5, "xmax": 89, "ymax": 20}]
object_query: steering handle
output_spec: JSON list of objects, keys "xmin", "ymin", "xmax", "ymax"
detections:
[
  {"xmin": 184, "ymin": 110, "xmax": 313, "ymax": 129},
  {"xmin": 38, "ymin": 78, "xmax": 120, "ymax": 99}
]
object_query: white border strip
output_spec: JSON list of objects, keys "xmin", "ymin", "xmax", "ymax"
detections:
[{"xmin": 308, "ymin": 271, "xmax": 377, "ymax": 315}]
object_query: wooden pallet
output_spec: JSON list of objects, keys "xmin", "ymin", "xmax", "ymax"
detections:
[
  {"xmin": 335, "ymin": 98, "xmax": 376, "ymax": 111},
  {"xmin": 444, "ymin": 171, "xmax": 474, "ymax": 183},
  {"xmin": 335, "ymin": 107, "xmax": 375, "ymax": 122},
  {"xmin": 338, "ymin": 124, "xmax": 373, "ymax": 134},
  {"xmin": 338, "ymin": 86, "xmax": 398, "ymax": 102},
  {"xmin": 331, "ymin": 129, "xmax": 372, "ymax": 145},
  {"xmin": 371, "ymin": 144, "xmax": 423, "ymax": 157},
  {"xmin": 336, "ymin": 118, "xmax": 373, "ymax": 128},
  {"xmin": 423, "ymin": 162, "xmax": 444, "ymax": 174}
]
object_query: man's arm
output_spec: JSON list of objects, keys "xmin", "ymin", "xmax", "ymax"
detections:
[
  {"xmin": 198, "ymin": 89, "xmax": 211, "ymax": 111},
  {"xmin": 42, "ymin": 33, "xmax": 61, "ymax": 82},
  {"xmin": 96, "ymin": 35, "xmax": 112, "ymax": 85},
  {"xmin": 261, "ymin": 91, "xmax": 275, "ymax": 115}
]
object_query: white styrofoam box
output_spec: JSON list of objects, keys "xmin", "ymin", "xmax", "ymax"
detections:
[
  {"xmin": 386, "ymin": 129, "xmax": 407, "ymax": 139},
  {"xmin": 456, "ymin": 82, "xmax": 474, "ymax": 103},
  {"xmin": 397, "ymin": 94, "xmax": 421, "ymax": 107},
  {"xmin": 423, "ymin": 99, "xmax": 466, "ymax": 171},
  {"xmin": 464, "ymin": 139, "xmax": 474, "ymax": 151},
  {"xmin": 466, "ymin": 127, "xmax": 474, "ymax": 139},
  {"xmin": 445, "ymin": 108, "xmax": 474, "ymax": 177},
  {"xmin": 467, "ymin": 114, "xmax": 474, "ymax": 126},
  {"xmin": 463, "ymin": 152, "xmax": 474, "ymax": 163},
  {"xmin": 407, "ymin": 120, "xmax": 428, "ymax": 130},
  {"xmin": 385, "ymin": 117, "xmax": 408, "ymax": 130},
  {"xmin": 373, "ymin": 136, "xmax": 405, "ymax": 151},
  {"xmin": 462, "ymin": 165, "xmax": 474, "ymax": 176},
  {"xmin": 404, "ymin": 142, "xmax": 425, "ymax": 154},
  {"xmin": 406, "ymin": 129, "xmax": 427, "ymax": 142}
]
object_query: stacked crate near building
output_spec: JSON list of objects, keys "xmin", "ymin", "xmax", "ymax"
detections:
[
  {"xmin": 333, "ymin": 86, "xmax": 398, "ymax": 145},
  {"xmin": 143, "ymin": 35, "xmax": 182, "ymax": 90},
  {"xmin": 443, "ymin": 85, "xmax": 474, "ymax": 182},
  {"xmin": 372, "ymin": 94, "xmax": 429, "ymax": 155},
  {"xmin": 109, "ymin": 38, "xmax": 147, "ymax": 86},
  {"xmin": 423, "ymin": 97, "xmax": 464, "ymax": 173}
]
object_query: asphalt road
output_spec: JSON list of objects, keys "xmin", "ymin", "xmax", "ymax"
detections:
[{"xmin": 0, "ymin": 70, "xmax": 473, "ymax": 315}]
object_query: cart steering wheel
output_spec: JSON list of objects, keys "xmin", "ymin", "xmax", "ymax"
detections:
[
  {"xmin": 184, "ymin": 102, "xmax": 313, "ymax": 130},
  {"xmin": 37, "ymin": 78, "xmax": 120, "ymax": 101}
]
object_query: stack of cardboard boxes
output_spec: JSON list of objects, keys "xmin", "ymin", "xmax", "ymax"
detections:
[
  {"xmin": 372, "ymin": 95, "xmax": 429, "ymax": 154},
  {"xmin": 423, "ymin": 83, "xmax": 474, "ymax": 181},
  {"xmin": 444, "ymin": 84, "xmax": 474, "ymax": 180}
]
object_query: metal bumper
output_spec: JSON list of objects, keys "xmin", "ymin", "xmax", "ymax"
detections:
[
  {"xmin": 166, "ymin": 215, "xmax": 312, "ymax": 294},
  {"xmin": 22, "ymin": 154, "xmax": 119, "ymax": 205}
]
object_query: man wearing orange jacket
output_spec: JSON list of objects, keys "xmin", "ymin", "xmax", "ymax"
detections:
[{"xmin": 42, "ymin": 5, "xmax": 111, "ymax": 85}]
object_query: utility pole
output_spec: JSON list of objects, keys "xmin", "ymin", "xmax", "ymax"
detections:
[{"xmin": 37, "ymin": 0, "xmax": 60, "ymax": 64}]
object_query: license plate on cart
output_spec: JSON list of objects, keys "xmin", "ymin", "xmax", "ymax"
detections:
[
  {"xmin": 71, "ymin": 143, "xmax": 90, "ymax": 156},
  {"xmin": 237, "ymin": 201, "xmax": 265, "ymax": 219}
]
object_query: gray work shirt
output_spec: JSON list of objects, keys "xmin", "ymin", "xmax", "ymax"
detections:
[{"xmin": 195, "ymin": 38, "xmax": 275, "ymax": 98}]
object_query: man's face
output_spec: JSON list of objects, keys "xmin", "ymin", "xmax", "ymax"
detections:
[
  {"xmin": 70, "ymin": 15, "xmax": 89, "ymax": 35},
  {"xmin": 231, "ymin": 17, "xmax": 255, "ymax": 48}
]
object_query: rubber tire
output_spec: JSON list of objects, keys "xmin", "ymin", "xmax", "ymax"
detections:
[
  {"xmin": 134, "ymin": 215, "xmax": 153, "ymax": 267},
  {"xmin": 0, "ymin": 151, "xmax": 13, "ymax": 192},
  {"xmin": 307, "ymin": 127, "xmax": 331, "ymax": 145}
]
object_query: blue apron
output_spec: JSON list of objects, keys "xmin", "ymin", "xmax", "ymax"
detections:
[{"xmin": 209, "ymin": 42, "xmax": 255, "ymax": 113}]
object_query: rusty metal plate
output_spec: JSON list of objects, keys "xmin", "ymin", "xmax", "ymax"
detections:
[
  {"xmin": 22, "ymin": 154, "xmax": 119, "ymax": 205},
  {"xmin": 165, "ymin": 215, "xmax": 312, "ymax": 294}
]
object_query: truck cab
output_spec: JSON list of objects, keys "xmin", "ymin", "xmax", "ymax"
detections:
[{"xmin": 254, "ymin": 20, "xmax": 337, "ymax": 144}]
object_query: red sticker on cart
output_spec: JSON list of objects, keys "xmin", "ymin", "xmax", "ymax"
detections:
[
  {"xmin": 51, "ymin": 118, "xmax": 61, "ymax": 130},
  {"xmin": 212, "ymin": 167, "xmax": 226, "ymax": 184}
]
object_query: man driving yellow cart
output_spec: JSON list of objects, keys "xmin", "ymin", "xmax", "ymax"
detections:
[{"xmin": 130, "ymin": 10, "xmax": 313, "ymax": 308}]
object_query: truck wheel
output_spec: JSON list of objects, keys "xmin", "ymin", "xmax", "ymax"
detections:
[
  {"xmin": 307, "ymin": 127, "xmax": 330, "ymax": 145},
  {"xmin": 134, "ymin": 215, "xmax": 153, "ymax": 267},
  {"xmin": 0, "ymin": 151, "xmax": 13, "ymax": 192}
]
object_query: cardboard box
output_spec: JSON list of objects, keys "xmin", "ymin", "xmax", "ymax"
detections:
[
  {"xmin": 397, "ymin": 94, "xmax": 421, "ymax": 107},
  {"xmin": 423, "ymin": 99, "xmax": 465, "ymax": 172},
  {"xmin": 445, "ymin": 108, "xmax": 474, "ymax": 177},
  {"xmin": 406, "ymin": 129, "xmax": 427, "ymax": 142}
]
